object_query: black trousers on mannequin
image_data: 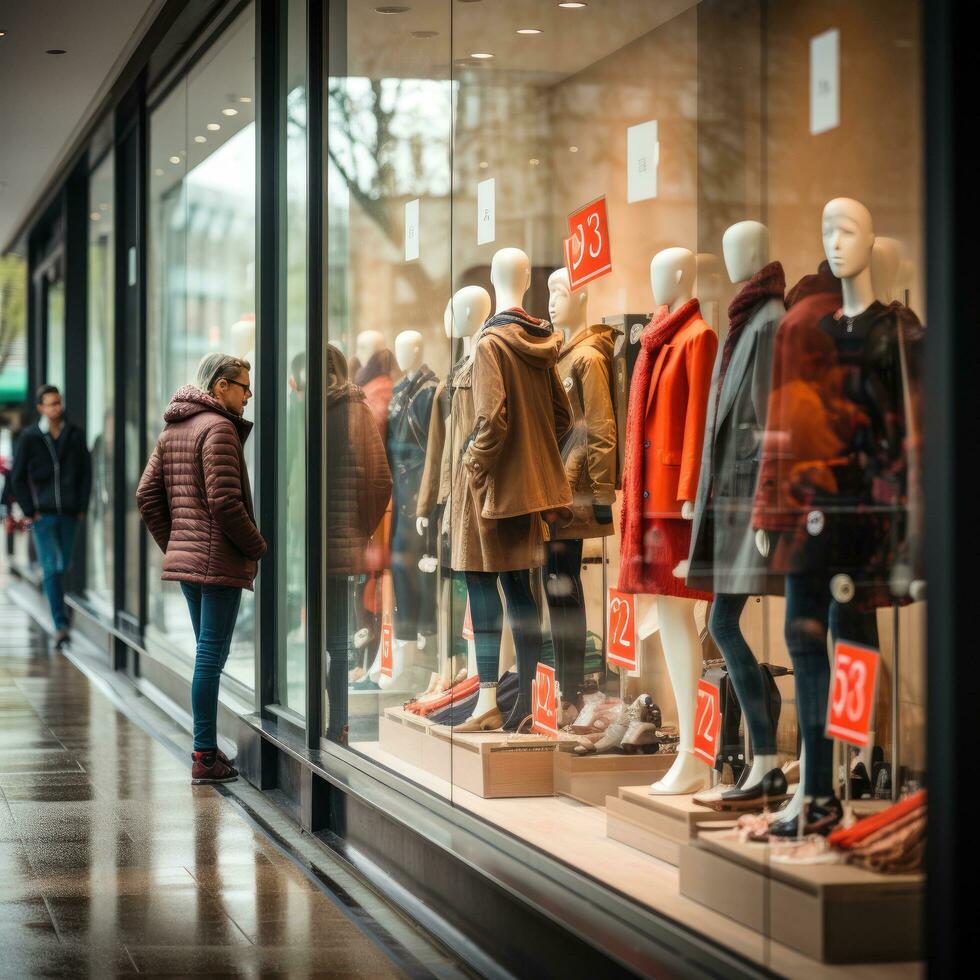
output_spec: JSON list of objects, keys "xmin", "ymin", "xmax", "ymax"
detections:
[{"xmin": 545, "ymin": 538, "xmax": 587, "ymax": 701}]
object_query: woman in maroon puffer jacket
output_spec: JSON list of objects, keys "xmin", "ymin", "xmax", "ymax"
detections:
[{"xmin": 137, "ymin": 353, "xmax": 267, "ymax": 785}]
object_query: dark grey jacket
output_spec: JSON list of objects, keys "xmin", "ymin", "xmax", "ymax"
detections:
[{"xmin": 687, "ymin": 296, "xmax": 783, "ymax": 595}]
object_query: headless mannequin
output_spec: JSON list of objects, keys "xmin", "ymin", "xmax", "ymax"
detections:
[
  {"xmin": 713, "ymin": 220, "xmax": 779, "ymax": 793},
  {"xmin": 638, "ymin": 247, "xmax": 708, "ymax": 795}
]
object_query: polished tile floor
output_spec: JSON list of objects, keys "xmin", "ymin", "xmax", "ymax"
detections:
[{"xmin": 0, "ymin": 589, "xmax": 406, "ymax": 978}]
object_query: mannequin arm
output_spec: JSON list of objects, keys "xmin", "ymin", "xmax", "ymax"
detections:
[
  {"xmin": 579, "ymin": 351, "xmax": 617, "ymax": 505},
  {"xmin": 463, "ymin": 340, "xmax": 507, "ymax": 478}
]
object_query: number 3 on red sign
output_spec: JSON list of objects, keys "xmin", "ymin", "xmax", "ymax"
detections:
[{"xmin": 565, "ymin": 196, "xmax": 612, "ymax": 290}]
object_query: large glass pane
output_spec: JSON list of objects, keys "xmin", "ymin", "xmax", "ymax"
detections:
[
  {"xmin": 146, "ymin": 4, "xmax": 257, "ymax": 691},
  {"xmin": 86, "ymin": 153, "xmax": 115, "ymax": 615},
  {"xmin": 278, "ymin": 0, "xmax": 308, "ymax": 715},
  {"xmin": 333, "ymin": 0, "xmax": 927, "ymax": 973},
  {"xmin": 45, "ymin": 275, "xmax": 65, "ymax": 392}
]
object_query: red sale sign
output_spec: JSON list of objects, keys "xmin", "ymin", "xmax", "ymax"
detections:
[
  {"xmin": 693, "ymin": 679, "xmax": 721, "ymax": 766},
  {"xmin": 826, "ymin": 642, "xmax": 880, "ymax": 747},
  {"xmin": 606, "ymin": 588, "xmax": 637, "ymax": 670},
  {"xmin": 531, "ymin": 662, "xmax": 559, "ymax": 737},
  {"xmin": 564, "ymin": 196, "xmax": 612, "ymax": 290},
  {"xmin": 380, "ymin": 623, "xmax": 394, "ymax": 678}
]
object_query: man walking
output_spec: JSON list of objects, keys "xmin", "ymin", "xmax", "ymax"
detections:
[{"xmin": 10, "ymin": 384, "xmax": 92, "ymax": 646}]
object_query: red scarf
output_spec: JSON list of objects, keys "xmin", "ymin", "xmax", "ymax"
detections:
[{"xmin": 619, "ymin": 299, "xmax": 699, "ymax": 592}]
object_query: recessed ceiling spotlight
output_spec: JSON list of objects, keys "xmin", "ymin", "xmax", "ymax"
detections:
[
  {"xmin": 558, "ymin": 2, "xmax": 588, "ymax": 7},
  {"xmin": 479, "ymin": 161, "xmax": 489, "ymax": 169},
  {"xmin": 516, "ymin": 28, "xmax": 542, "ymax": 35},
  {"xmin": 194, "ymin": 135, "xmax": 207, "ymax": 143},
  {"xmin": 206, "ymin": 122, "xmax": 221, "ymax": 131},
  {"xmin": 238, "ymin": 95, "xmax": 252, "ymax": 103},
  {"xmin": 169, "ymin": 155, "xmax": 181, "ymax": 165},
  {"xmin": 0, "ymin": 31, "xmax": 7, "ymax": 38},
  {"xmin": 470, "ymin": 52, "xmax": 493, "ymax": 59},
  {"xmin": 46, "ymin": 48, "xmax": 67, "ymax": 54},
  {"xmin": 221, "ymin": 107, "xmax": 238, "ymax": 116},
  {"xmin": 529, "ymin": 158, "xmax": 540, "ymax": 166},
  {"xmin": 411, "ymin": 30, "xmax": 439, "ymax": 38},
  {"xmin": 90, "ymin": 212, "xmax": 101, "ymax": 221},
  {"xmin": 375, "ymin": 5, "xmax": 410, "ymax": 12},
  {"xmin": 154, "ymin": 168, "xmax": 164, "ymax": 176},
  {"xmin": 569, "ymin": 145, "xmax": 579, "ymax": 152}
]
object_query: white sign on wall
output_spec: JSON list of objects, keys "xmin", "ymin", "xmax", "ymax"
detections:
[
  {"xmin": 810, "ymin": 28, "xmax": 840, "ymax": 135},
  {"xmin": 627, "ymin": 120, "xmax": 659, "ymax": 203},
  {"xmin": 404, "ymin": 198, "xmax": 420, "ymax": 261},
  {"xmin": 477, "ymin": 178, "xmax": 496, "ymax": 246}
]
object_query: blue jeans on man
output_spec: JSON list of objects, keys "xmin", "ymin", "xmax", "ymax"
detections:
[
  {"xmin": 32, "ymin": 514, "xmax": 79, "ymax": 631},
  {"xmin": 180, "ymin": 582, "xmax": 243, "ymax": 751}
]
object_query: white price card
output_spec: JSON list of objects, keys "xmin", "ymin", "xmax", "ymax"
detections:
[
  {"xmin": 404, "ymin": 198, "xmax": 420, "ymax": 261},
  {"xmin": 810, "ymin": 28, "xmax": 840, "ymax": 135},
  {"xmin": 627, "ymin": 120, "xmax": 659, "ymax": 203},
  {"xmin": 477, "ymin": 178, "xmax": 496, "ymax": 246}
]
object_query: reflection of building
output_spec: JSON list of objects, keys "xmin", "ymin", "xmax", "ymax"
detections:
[{"xmin": 0, "ymin": 0, "xmax": 964, "ymax": 975}]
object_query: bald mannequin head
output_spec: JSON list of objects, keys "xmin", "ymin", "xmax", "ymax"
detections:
[{"xmin": 822, "ymin": 198, "xmax": 875, "ymax": 280}]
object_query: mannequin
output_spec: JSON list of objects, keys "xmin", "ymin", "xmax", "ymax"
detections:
[
  {"xmin": 686, "ymin": 221, "xmax": 786, "ymax": 807},
  {"xmin": 547, "ymin": 268, "xmax": 617, "ymax": 712},
  {"xmin": 453, "ymin": 249, "xmax": 572, "ymax": 731},
  {"xmin": 621, "ymin": 247, "xmax": 718, "ymax": 795},
  {"xmin": 760, "ymin": 198, "xmax": 919, "ymax": 837},
  {"xmin": 415, "ymin": 287, "xmax": 491, "ymax": 704},
  {"xmin": 362, "ymin": 329, "xmax": 438, "ymax": 690}
]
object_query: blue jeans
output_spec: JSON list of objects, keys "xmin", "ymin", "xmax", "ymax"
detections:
[
  {"xmin": 33, "ymin": 514, "xmax": 79, "ymax": 630},
  {"xmin": 784, "ymin": 573, "xmax": 879, "ymax": 797},
  {"xmin": 180, "ymin": 583, "xmax": 243, "ymax": 751}
]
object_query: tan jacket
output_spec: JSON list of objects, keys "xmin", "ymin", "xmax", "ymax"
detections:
[
  {"xmin": 451, "ymin": 312, "xmax": 573, "ymax": 572},
  {"xmin": 553, "ymin": 324, "xmax": 618, "ymax": 540}
]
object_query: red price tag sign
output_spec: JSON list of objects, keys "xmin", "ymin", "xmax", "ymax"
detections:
[
  {"xmin": 380, "ymin": 623, "xmax": 394, "ymax": 678},
  {"xmin": 462, "ymin": 598, "xmax": 474, "ymax": 641},
  {"xmin": 606, "ymin": 588, "xmax": 637, "ymax": 670},
  {"xmin": 693, "ymin": 679, "xmax": 721, "ymax": 766},
  {"xmin": 826, "ymin": 641, "xmax": 880, "ymax": 747},
  {"xmin": 531, "ymin": 662, "xmax": 559, "ymax": 737},
  {"xmin": 564, "ymin": 196, "xmax": 612, "ymax": 290}
]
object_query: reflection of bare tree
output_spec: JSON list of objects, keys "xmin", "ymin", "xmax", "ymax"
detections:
[{"xmin": 0, "ymin": 253, "xmax": 27, "ymax": 377}]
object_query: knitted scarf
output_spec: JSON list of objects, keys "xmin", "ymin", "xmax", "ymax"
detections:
[
  {"xmin": 720, "ymin": 261, "xmax": 786, "ymax": 401},
  {"xmin": 619, "ymin": 299, "xmax": 698, "ymax": 591}
]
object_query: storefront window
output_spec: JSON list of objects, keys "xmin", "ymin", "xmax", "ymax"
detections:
[
  {"xmin": 86, "ymin": 153, "xmax": 115, "ymax": 614},
  {"xmin": 146, "ymin": 4, "xmax": 257, "ymax": 691},
  {"xmin": 278, "ymin": 0, "xmax": 308, "ymax": 716},
  {"xmin": 327, "ymin": 0, "xmax": 927, "ymax": 972},
  {"xmin": 45, "ymin": 274, "xmax": 65, "ymax": 393}
]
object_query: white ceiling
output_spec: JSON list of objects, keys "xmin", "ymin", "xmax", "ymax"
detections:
[{"xmin": 0, "ymin": 0, "xmax": 163, "ymax": 253}]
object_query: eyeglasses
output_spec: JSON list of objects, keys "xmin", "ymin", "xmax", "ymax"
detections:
[{"xmin": 223, "ymin": 379, "xmax": 252, "ymax": 397}]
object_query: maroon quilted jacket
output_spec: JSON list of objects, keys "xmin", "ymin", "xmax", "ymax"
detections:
[{"xmin": 137, "ymin": 386, "xmax": 267, "ymax": 590}]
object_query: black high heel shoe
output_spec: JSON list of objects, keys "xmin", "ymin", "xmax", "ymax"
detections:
[
  {"xmin": 712, "ymin": 767, "xmax": 790, "ymax": 811},
  {"xmin": 768, "ymin": 796, "xmax": 844, "ymax": 838}
]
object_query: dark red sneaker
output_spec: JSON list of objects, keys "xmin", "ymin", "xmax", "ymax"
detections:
[
  {"xmin": 191, "ymin": 750, "xmax": 238, "ymax": 784},
  {"xmin": 216, "ymin": 749, "xmax": 238, "ymax": 777}
]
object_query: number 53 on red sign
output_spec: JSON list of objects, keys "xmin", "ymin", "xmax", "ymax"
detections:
[{"xmin": 826, "ymin": 642, "xmax": 880, "ymax": 747}]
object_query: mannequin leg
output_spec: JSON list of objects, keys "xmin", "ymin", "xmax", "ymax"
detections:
[
  {"xmin": 545, "ymin": 539, "xmax": 587, "ymax": 704},
  {"xmin": 780, "ymin": 743, "xmax": 807, "ymax": 821},
  {"xmin": 464, "ymin": 572, "xmax": 504, "ymax": 718},
  {"xmin": 498, "ymin": 570, "xmax": 543, "ymax": 728},
  {"xmin": 325, "ymin": 575, "xmax": 350, "ymax": 742},
  {"xmin": 784, "ymin": 572, "xmax": 834, "ymax": 798},
  {"xmin": 650, "ymin": 595, "xmax": 709, "ymax": 795},
  {"xmin": 709, "ymin": 595, "xmax": 778, "ymax": 786}
]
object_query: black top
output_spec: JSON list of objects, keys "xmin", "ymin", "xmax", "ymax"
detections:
[{"xmin": 9, "ymin": 420, "xmax": 92, "ymax": 517}]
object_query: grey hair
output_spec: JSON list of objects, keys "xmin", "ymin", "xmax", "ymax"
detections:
[{"xmin": 196, "ymin": 352, "xmax": 251, "ymax": 394}]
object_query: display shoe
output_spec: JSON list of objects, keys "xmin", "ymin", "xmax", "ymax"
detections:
[
  {"xmin": 711, "ymin": 767, "xmax": 790, "ymax": 811},
  {"xmin": 781, "ymin": 758, "xmax": 801, "ymax": 784},
  {"xmin": 621, "ymin": 696, "xmax": 664, "ymax": 754},
  {"xmin": 768, "ymin": 796, "xmax": 844, "ymax": 838},
  {"xmin": 571, "ymin": 731, "xmax": 607, "ymax": 755},
  {"xmin": 588, "ymin": 703, "xmax": 631, "ymax": 754},
  {"xmin": 348, "ymin": 666, "xmax": 366, "ymax": 684},
  {"xmin": 693, "ymin": 764, "xmax": 752, "ymax": 807},
  {"xmin": 501, "ymin": 701, "xmax": 532, "ymax": 732},
  {"xmin": 849, "ymin": 761, "xmax": 872, "ymax": 799},
  {"xmin": 570, "ymin": 690, "xmax": 606, "ymax": 733},
  {"xmin": 454, "ymin": 707, "xmax": 504, "ymax": 733},
  {"xmin": 559, "ymin": 701, "xmax": 580, "ymax": 729}
]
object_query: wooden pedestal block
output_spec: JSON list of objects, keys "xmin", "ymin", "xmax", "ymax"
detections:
[
  {"xmin": 679, "ymin": 832, "xmax": 924, "ymax": 963},
  {"xmin": 429, "ymin": 726, "xmax": 572, "ymax": 798},
  {"xmin": 378, "ymin": 707, "xmax": 434, "ymax": 769},
  {"xmin": 554, "ymin": 750, "xmax": 676, "ymax": 807},
  {"xmin": 605, "ymin": 786, "xmax": 735, "ymax": 866}
]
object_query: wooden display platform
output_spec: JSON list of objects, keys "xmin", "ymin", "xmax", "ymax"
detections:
[
  {"xmin": 554, "ymin": 749, "xmax": 677, "ymax": 807},
  {"xmin": 605, "ymin": 786, "xmax": 736, "ymax": 866},
  {"xmin": 679, "ymin": 831, "xmax": 924, "ymax": 963}
]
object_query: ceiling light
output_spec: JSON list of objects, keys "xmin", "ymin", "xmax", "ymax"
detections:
[
  {"xmin": 90, "ymin": 212, "xmax": 101, "ymax": 221},
  {"xmin": 569, "ymin": 145, "xmax": 579, "ymax": 152},
  {"xmin": 411, "ymin": 30, "xmax": 439, "ymax": 39},
  {"xmin": 558, "ymin": 2, "xmax": 588, "ymax": 7},
  {"xmin": 238, "ymin": 96, "xmax": 252, "ymax": 103},
  {"xmin": 206, "ymin": 122, "xmax": 221, "ymax": 131},
  {"xmin": 46, "ymin": 48, "xmax": 67, "ymax": 54},
  {"xmin": 169, "ymin": 155, "xmax": 181, "ymax": 165},
  {"xmin": 375, "ymin": 5, "xmax": 410, "ymax": 12},
  {"xmin": 529, "ymin": 158, "xmax": 540, "ymax": 166},
  {"xmin": 517, "ymin": 28, "xmax": 542, "ymax": 35},
  {"xmin": 0, "ymin": 31, "xmax": 7, "ymax": 38},
  {"xmin": 194, "ymin": 136, "xmax": 207, "ymax": 143},
  {"xmin": 479, "ymin": 161, "xmax": 489, "ymax": 169},
  {"xmin": 470, "ymin": 52, "xmax": 493, "ymax": 59},
  {"xmin": 221, "ymin": 107, "xmax": 238, "ymax": 116},
  {"xmin": 154, "ymin": 168, "xmax": 164, "ymax": 177}
]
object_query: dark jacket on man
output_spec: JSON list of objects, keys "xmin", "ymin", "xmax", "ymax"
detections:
[
  {"xmin": 137, "ymin": 385, "xmax": 267, "ymax": 591},
  {"xmin": 10, "ymin": 420, "xmax": 92, "ymax": 517}
]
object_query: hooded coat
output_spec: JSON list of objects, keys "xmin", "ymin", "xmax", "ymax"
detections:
[
  {"xmin": 452, "ymin": 309, "xmax": 573, "ymax": 572},
  {"xmin": 137, "ymin": 386, "xmax": 266, "ymax": 590},
  {"xmin": 552, "ymin": 323, "xmax": 618, "ymax": 541},
  {"xmin": 326, "ymin": 346, "xmax": 393, "ymax": 575},
  {"xmin": 355, "ymin": 349, "xmax": 396, "ymax": 440}
]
